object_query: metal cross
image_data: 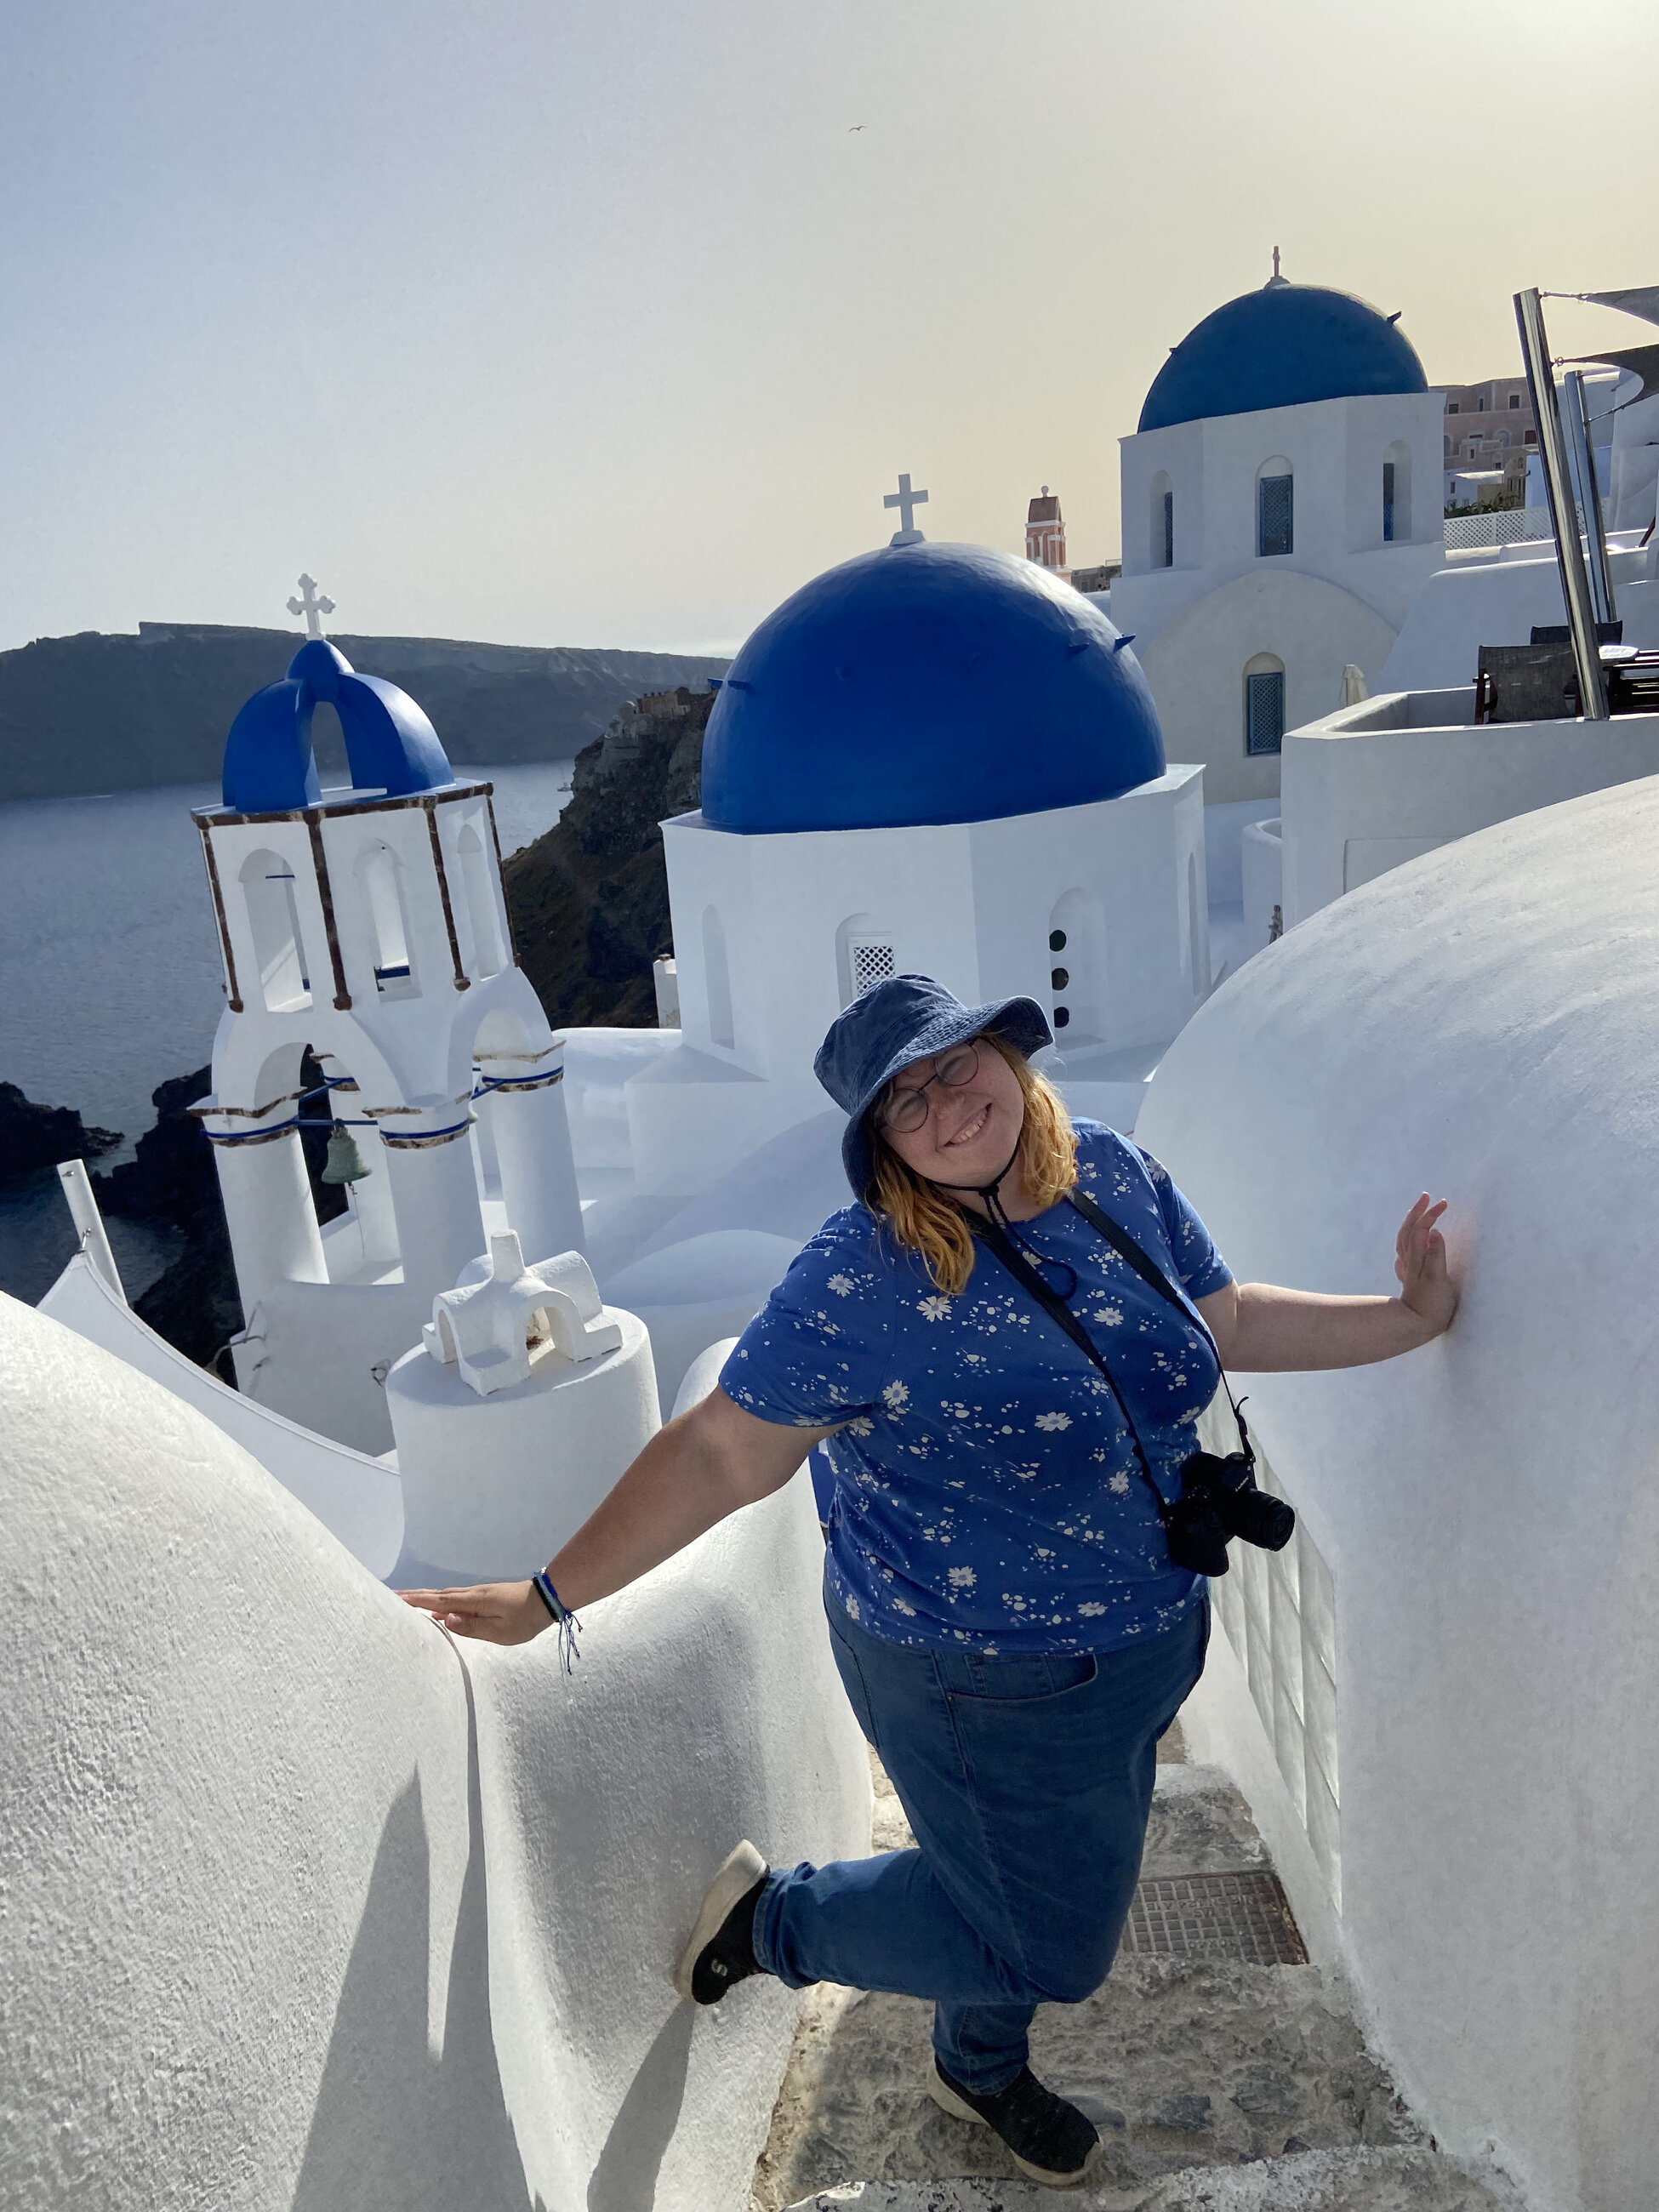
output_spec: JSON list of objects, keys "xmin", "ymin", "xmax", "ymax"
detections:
[
  {"xmin": 1272, "ymin": 246, "xmax": 1281, "ymax": 280},
  {"xmin": 883, "ymin": 474, "xmax": 929, "ymax": 544},
  {"xmin": 287, "ymin": 573, "xmax": 336, "ymax": 637}
]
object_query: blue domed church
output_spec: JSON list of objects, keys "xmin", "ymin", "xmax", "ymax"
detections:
[
  {"xmin": 1104, "ymin": 259, "xmax": 1446, "ymax": 824},
  {"xmin": 627, "ymin": 535, "xmax": 1212, "ymax": 1194}
]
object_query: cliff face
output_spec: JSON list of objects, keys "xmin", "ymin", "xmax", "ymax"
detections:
[
  {"xmin": 503, "ymin": 685, "xmax": 713, "ymax": 1028},
  {"xmin": 0, "ymin": 623, "xmax": 727, "ymax": 801}
]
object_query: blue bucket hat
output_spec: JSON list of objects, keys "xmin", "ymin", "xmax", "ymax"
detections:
[{"xmin": 814, "ymin": 974, "xmax": 1053, "ymax": 1199}]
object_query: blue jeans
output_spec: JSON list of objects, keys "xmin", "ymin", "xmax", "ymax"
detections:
[{"xmin": 752, "ymin": 1586, "xmax": 1207, "ymax": 2095}]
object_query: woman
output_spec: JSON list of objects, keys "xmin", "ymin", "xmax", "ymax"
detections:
[{"xmin": 403, "ymin": 975, "xmax": 1455, "ymax": 2188}]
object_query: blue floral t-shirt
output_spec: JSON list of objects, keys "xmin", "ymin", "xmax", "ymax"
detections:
[{"xmin": 719, "ymin": 1123, "xmax": 1233, "ymax": 1656}]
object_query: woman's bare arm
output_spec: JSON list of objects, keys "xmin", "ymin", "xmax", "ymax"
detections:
[
  {"xmin": 1195, "ymin": 1194, "xmax": 1455, "ymax": 1373},
  {"xmin": 399, "ymin": 1387, "xmax": 837, "ymax": 1645}
]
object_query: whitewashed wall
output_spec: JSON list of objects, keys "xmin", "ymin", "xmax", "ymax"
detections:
[
  {"xmin": 1110, "ymin": 390, "xmax": 1447, "ymax": 804},
  {"xmin": 1, "ymin": 1291, "xmax": 870, "ymax": 2212},
  {"xmin": 1137, "ymin": 778, "xmax": 1659, "ymax": 2212},
  {"xmin": 1280, "ymin": 689, "xmax": 1659, "ymax": 925},
  {"xmin": 638, "ymin": 772, "xmax": 1206, "ymax": 1197}
]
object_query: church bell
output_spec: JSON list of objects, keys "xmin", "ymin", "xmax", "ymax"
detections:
[{"xmin": 321, "ymin": 1124, "xmax": 372, "ymax": 1184}]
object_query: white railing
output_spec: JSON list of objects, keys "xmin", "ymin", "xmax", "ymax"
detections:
[{"xmin": 1443, "ymin": 505, "xmax": 1559, "ymax": 550}]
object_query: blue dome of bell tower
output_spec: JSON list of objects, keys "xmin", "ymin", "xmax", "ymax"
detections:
[
  {"xmin": 1139, "ymin": 279, "xmax": 1428, "ymax": 434},
  {"xmin": 698, "ymin": 541, "xmax": 1166, "ymax": 835},
  {"xmin": 220, "ymin": 638, "xmax": 454, "ymax": 813}
]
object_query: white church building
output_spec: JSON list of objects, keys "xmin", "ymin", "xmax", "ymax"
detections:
[
  {"xmin": 1105, "ymin": 259, "xmax": 1448, "ymax": 815},
  {"xmin": 191, "ymin": 636, "xmax": 584, "ymax": 1450},
  {"xmin": 629, "ymin": 532, "xmax": 1212, "ymax": 1191}
]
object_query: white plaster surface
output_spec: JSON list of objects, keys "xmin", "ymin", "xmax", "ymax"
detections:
[
  {"xmin": 1380, "ymin": 542, "xmax": 1659, "ymax": 693},
  {"xmin": 1280, "ymin": 690, "xmax": 1659, "ymax": 926},
  {"xmin": 1, "ymin": 1290, "xmax": 871, "ymax": 2212},
  {"xmin": 389, "ymin": 1295, "xmax": 660, "ymax": 1580},
  {"xmin": 1112, "ymin": 388, "xmax": 1447, "ymax": 806},
  {"xmin": 36, "ymin": 1252, "xmax": 405, "ymax": 1575},
  {"xmin": 647, "ymin": 772, "xmax": 1209, "ymax": 1200},
  {"xmin": 1136, "ymin": 778, "xmax": 1659, "ymax": 2212}
]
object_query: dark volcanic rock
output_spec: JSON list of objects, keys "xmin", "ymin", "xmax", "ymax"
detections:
[
  {"xmin": 504, "ymin": 684, "xmax": 715, "ymax": 1028},
  {"xmin": 0, "ymin": 622, "xmax": 727, "ymax": 801},
  {"xmin": 0, "ymin": 1085, "xmax": 122, "ymax": 1187},
  {"xmin": 94, "ymin": 1055, "xmax": 348, "ymax": 1371}
]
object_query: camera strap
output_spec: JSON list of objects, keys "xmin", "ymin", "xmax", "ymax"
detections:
[
  {"xmin": 1063, "ymin": 1189, "xmax": 1253, "ymax": 1471},
  {"xmin": 967, "ymin": 1209, "xmax": 1172, "ymax": 1524},
  {"xmin": 966, "ymin": 1193, "xmax": 1251, "ymax": 1532}
]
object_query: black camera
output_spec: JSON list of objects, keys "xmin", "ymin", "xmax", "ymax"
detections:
[{"xmin": 1162, "ymin": 1449, "xmax": 1296, "ymax": 1577}]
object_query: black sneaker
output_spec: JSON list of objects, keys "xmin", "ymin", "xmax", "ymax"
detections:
[
  {"xmin": 927, "ymin": 2058, "xmax": 1102, "ymax": 2188},
  {"xmin": 673, "ymin": 1840, "xmax": 769, "ymax": 2004}
]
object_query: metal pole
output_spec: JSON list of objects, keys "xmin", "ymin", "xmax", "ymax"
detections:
[
  {"xmin": 56, "ymin": 1158, "xmax": 128, "ymax": 1303},
  {"xmin": 1561, "ymin": 369, "xmax": 1616, "ymax": 629},
  {"xmin": 1514, "ymin": 289, "xmax": 1608, "ymax": 719}
]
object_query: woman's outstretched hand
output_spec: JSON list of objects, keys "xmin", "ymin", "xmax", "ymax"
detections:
[
  {"xmin": 1394, "ymin": 1194, "xmax": 1457, "ymax": 1337},
  {"xmin": 398, "ymin": 1581, "xmax": 548, "ymax": 1645}
]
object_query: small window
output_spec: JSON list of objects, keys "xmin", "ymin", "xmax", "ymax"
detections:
[
  {"xmin": 1525, "ymin": 428, "xmax": 1537, "ymax": 445},
  {"xmin": 1382, "ymin": 460, "xmax": 1396, "ymax": 544},
  {"xmin": 1149, "ymin": 471, "xmax": 1173, "ymax": 569},
  {"xmin": 1257, "ymin": 470, "xmax": 1293, "ymax": 557},
  {"xmin": 1049, "ymin": 928, "xmax": 1067, "ymax": 952},
  {"xmin": 1246, "ymin": 667, "xmax": 1286, "ymax": 756},
  {"xmin": 1447, "ymin": 402, "xmax": 1460, "ymax": 415},
  {"xmin": 1508, "ymin": 391, "xmax": 1522, "ymax": 408}
]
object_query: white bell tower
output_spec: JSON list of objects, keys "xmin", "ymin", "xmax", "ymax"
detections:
[{"xmin": 191, "ymin": 628, "xmax": 584, "ymax": 1453}]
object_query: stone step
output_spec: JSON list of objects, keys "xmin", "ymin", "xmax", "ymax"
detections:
[
  {"xmin": 755, "ymin": 1755, "xmax": 1508, "ymax": 2212},
  {"xmin": 778, "ymin": 2144, "xmax": 1507, "ymax": 2210}
]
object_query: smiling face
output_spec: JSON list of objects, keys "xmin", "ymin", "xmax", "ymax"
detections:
[{"xmin": 875, "ymin": 1034, "xmax": 1029, "ymax": 1193}]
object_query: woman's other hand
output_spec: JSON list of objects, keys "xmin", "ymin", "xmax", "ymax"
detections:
[
  {"xmin": 398, "ymin": 1581, "xmax": 548, "ymax": 1645},
  {"xmin": 1394, "ymin": 1194, "xmax": 1456, "ymax": 1338}
]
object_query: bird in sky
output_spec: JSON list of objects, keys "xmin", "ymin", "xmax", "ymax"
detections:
[{"xmin": 848, "ymin": 123, "xmax": 865, "ymax": 131}]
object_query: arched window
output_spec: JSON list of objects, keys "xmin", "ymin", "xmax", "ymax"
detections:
[
  {"xmin": 1382, "ymin": 440, "xmax": 1411, "ymax": 544},
  {"xmin": 835, "ymin": 914, "xmax": 897, "ymax": 1009},
  {"xmin": 457, "ymin": 824, "xmax": 505, "ymax": 979},
  {"xmin": 1149, "ymin": 470, "xmax": 1173, "ymax": 569},
  {"xmin": 702, "ymin": 904, "xmax": 734, "ymax": 1049},
  {"xmin": 1046, "ymin": 891, "xmax": 1108, "ymax": 1045},
  {"xmin": 241, "ymin": 848, "xmax": 311, "ymax": 1012},
  {"xmin": 1244, "ymin": 653, "xmax": 1286, "ymax": 757},
  {"xmin": 1257, "ymin": 458, "xmax": 1294, "ymax": 557},
  {"xmin": 357, "ymin": 842, "xmax": 419, "ymax": 997}
]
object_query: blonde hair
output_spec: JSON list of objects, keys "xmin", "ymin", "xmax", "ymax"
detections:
[{"xmin": 864, "ymin": 1034, "xmax": 1078, "ymax": 1294}]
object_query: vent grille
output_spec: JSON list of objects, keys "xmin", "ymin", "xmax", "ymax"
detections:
[
  {"xmin": 850, "ymin": 941, "xmax": 896, "ymax": 995},
  {"xmin": 1121, "ymin": 1870, "xmax": 1308, "ymax": 1967}
]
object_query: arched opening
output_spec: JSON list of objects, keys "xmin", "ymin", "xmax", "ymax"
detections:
[
  {"xmin": 835, "ymin": 913, "xmax": 898, "ymax": 1010},
  {"xmin": 1149, "ymin": 470, "xmax": 1173, "ymax": 569},
  {"xmin": 357, "ymin": 842, "xmax": 419, "ymax": 998},
  {"xmin": 241, "ymin": 848, "xmax": 312, "ymax": 1012},
  {"xmin": 1257, "ymin": 457, "xmax": 1294, "ymax": 557},
  {"xmin": 1046, "ymin": 889, "xmax": 1109, "ymax": 1046},
  {"xmin": 458, "ymin": 823, "xmax": 505, "ymax": 979},
  {"xmin": 308, "ymin": 699, "xmax": 351, "ymax": 790},
  {"xmin": 1382, "ymin": 440, "xmax": 1411, "ymax": 543},
  {"xmin": 702, "ymin": 904, "xmax": 734, "ymax": 1049},
  {"xmin": 1244, "ymin": 652, "xmax": 1286, "ymax": 757}
]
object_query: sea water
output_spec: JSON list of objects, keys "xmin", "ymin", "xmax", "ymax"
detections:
[{"xmin": 0, "ymin": 761, "xmax": 574, "ymax": 1300}]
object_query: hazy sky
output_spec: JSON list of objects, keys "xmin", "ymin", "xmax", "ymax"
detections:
[{"xmin": 3, "ymin": 0, "xmax": 1654, "ymax": 657}]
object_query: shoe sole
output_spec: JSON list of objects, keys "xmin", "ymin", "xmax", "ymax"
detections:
[
  {"xmin": 672, "ymin": 1839, "xmax": 767, "ymax": 2001},
  {"xmin": 926, "ymin": 2064, "xmax": 1102, "ymax": 2190}
]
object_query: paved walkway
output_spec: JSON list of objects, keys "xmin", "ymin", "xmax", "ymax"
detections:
[{"xmin": 753, "ymin": 1735, "xmax": 1510, "ymax": 2212}]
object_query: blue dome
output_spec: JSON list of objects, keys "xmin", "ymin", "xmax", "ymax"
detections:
[
  {"xmin": 699, "ymin": 542, "xmax": 1165, "ymax": 835},
  {"xmin": 220, "ymin": 639, "xmax": 454, "ymax": 813},
  {"xmin": 1139, "ymin": 281, "xmax": 1428, "ymax": 434}
]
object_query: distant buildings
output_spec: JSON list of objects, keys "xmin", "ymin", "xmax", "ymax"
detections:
[
  {"xmin": 1025, "ymin": 486, "xmax": 1068, "ymax": 574},
  {"xmin": 1441, "ymin": 374, "xmax": 1537, "ymax": 505}
]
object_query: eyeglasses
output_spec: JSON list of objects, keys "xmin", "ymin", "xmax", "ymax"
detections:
[{"xmin": 876, "ymin": 1042, "xmax": 981, "ymax": 1135}]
